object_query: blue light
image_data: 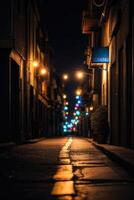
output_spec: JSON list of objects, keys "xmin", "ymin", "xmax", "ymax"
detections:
[
  {"xmin": 77, "ymin": 100, "xmax": 81, "ymax": 104},
  {"xmin": 76, "ymin": 96, "xmax": 80, "ymax": 100},
  {"xmin": 70, "ymin": 123, "xmax": 73, "ymax": 128},
  {"xmin": 71, "ymin": 119, "xmax": 75, "ymax": 123},
  {"xmin": 92, "ymin": 47, "xmax": 109, "ymax": 63},
  {"xmin": 76, "ymin": 110, "xmax": 80, "ymax": 116},
  {"xmin": 75, "ymin": 120, "xmax": 79, "ymax": 125},
  {"xmin": 67, "ymin": 124, "xmax": 71, "ymax": 128},
  {"xmin": 64, "ymin": 106, "xmax": 68, "ymax": 111}
]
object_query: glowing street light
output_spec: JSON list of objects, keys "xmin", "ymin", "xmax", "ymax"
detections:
[
  {"xmin": 33, "ymin": 61, "xmax": 39, "ymax": 68},
  {"xmin": 63, "ymin": 74, "xmax": 69, "ymax": 80},
  {"xmin": 63, "ymin": 94, "xmax": 67, "ymax": 99},
  {"xmin": 76, "ymin": 110, "xmax": 80, "ymax": 116},
  {"xmin": 77, "ymin": 100, "xmax": 81, "ymax": 104},
  {"xmin": 64, "ymin": 106, "xmax": 68, "ymax": 111},
  {"xmin": 76, "ymin": 89, "xmax": 82, "ymax": 96},
  {"xmin": 40, "ymin": 68, "xmax": 47, "ymax": 75},
  {"xmin": 76, "ymin": 70, "xmax": 92, "ymax": 79},
  {"xmin": 76, "ymin": 71, "xmax": 84, "ymax": 79},
  {"xmin": 89, "ymin": 106, "xmax": 94, "ymax": 111},
  {"xmin": 65, "ymin": 102, "xmax": 69, "ymax": 105},
  {"xmin": 76, "ymin": 95, "xmax": 80, "ymax": 100}
]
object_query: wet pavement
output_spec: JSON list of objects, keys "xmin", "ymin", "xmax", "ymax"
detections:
[{"xmin": 0, "ymin": 136, "xmax": 134, "ymax": 199}]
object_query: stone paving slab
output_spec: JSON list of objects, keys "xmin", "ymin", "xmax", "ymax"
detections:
[
  {"xmin": 74, "ymin": 166, "xmax": 125, "ymax": 181},
  {"xmin": 75, "ymin": 184, "xmax": 134, "ymax": 200},
  {"xmin": 92, "ymin": 140, "xmax": 134, "ymax": 175}
]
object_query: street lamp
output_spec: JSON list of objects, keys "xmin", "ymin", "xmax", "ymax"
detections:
[
  {"xmin": 76, "ymin": 88, "xmax": 82, "ymax": 96},
  {"xmin": 63, "ymin": 94, "xmax": 67, "ymax": 99},
  {"xmin": 89, "ymin": 106, "xmax": 94, "ymax": 111},
  {"xmin": 76, "ymin": 71, "xmax": 84, "ymax": 79},
  {"xmin": 62, "ymin": 74, "xmax": 69, "ymax": 80},
  {"xmin": 40, "ymin": 68, "xmax": 47, "ymax": 75},
  {"xmin": 75, "ymin": 70, "xmax": 92, "ymax": 79},
  {"xmin": 32, "ymin": 60, "xmax": 39, "ymax": 68},
  {"xmin": 65, "ymin": 101, "xmax": 69, "ymax": 105}
]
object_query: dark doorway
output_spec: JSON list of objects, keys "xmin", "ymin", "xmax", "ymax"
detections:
[{"xmin": 11, "ymin": 59, "xmax": 20, "ymax": 142}]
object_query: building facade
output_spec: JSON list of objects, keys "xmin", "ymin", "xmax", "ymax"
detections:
[
  {"xmin": 82, "ymin": 0, "xmax": 134, "ymax": 149},
  {"xmin": 0, "ymin": 0, "xmax": 63, "ymax": 143}
]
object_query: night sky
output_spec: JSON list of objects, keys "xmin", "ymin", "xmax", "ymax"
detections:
[{"xmin": 38, "ymin": 0, "xmax": 88, "ymax": 110}]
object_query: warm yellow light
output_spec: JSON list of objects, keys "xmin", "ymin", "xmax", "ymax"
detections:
[
  {"xmin": 63, "ymin": 74, "xmax": 68, "ymax": 80},
  {"xmin": 40, "ymin": 68, "xmax": 47, "ymax": 75},
  {"xmin": 33, "ymin": 61, "xmax": 39, "ymax": 68},
  {"xmin": 76, "ymin": 89, "xmax": 82, "ymax": 96},
  {"xmin": 86, "ymin": 107, "xmax": 89, "ymax": 112},
  {"xmin": 63, "ymin": 94, "xmax": 67, "ymax": 99},
  {"xmin": 76, "ymin": 71, "xmax": 84, "ymax": 79},
  {"xmin": 89, "ymin": 106, "xmax": 94, "ymax": 111}
]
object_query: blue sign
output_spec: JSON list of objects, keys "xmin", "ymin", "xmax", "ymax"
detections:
[{"xmin": 92, "ymin": 47, "xmax": 109, "ymax": 63}]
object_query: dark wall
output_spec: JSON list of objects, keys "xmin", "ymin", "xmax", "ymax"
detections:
[
  {"xmin": 0, "ymin": 1, "xmax": 12, "ymax": 39},
  {"xmin": 0, "ymin": 51, "xmax": 10, "ymax": 141}
]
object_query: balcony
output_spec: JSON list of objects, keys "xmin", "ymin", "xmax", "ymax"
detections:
[{"xmin": 82, "ymin": 11, "xmax": 100, "ymax": 34}]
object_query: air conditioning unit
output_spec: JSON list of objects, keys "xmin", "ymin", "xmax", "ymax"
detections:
[{"xmin": 93, "ymin": 0, "xmax": 105, "ymax": 7}]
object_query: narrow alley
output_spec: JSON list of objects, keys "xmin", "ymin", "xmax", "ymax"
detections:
[
  {"xmin": 0, "ymin": 137, "xmax": 134, "ymax": 199},
  {"xmin": 0, "ymin": 0, "xmax": 134, "ymax": 199}
]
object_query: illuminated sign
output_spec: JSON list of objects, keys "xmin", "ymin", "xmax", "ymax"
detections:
[{"xmin": 92, "ymin": 47, "xmax": 109, "ymax": 63}]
